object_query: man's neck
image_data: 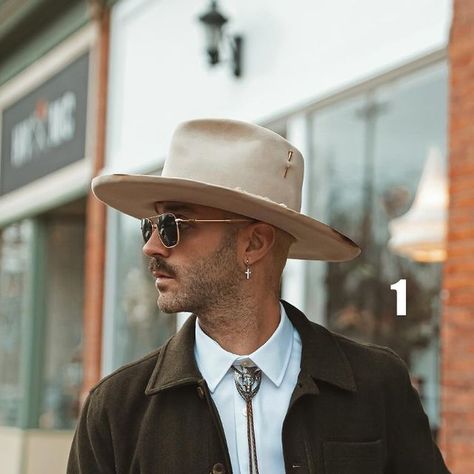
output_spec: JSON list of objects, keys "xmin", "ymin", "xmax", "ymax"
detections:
[{"xmin": 195, "ymin": 296, "xmax": 281, "ymax": 355}]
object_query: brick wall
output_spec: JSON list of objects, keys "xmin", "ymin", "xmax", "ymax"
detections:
[{"xmin": 440, "ymin": 0, "xmax": 474, "ymax": 472}]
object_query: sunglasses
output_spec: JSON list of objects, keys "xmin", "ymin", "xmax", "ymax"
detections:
[{"xmin": 141, "ymin": 212, "xmax": 254, "ymax": 248}]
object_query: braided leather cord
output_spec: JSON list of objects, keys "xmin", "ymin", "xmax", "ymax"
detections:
[{"xmin": 233, "ymin": 365, "xmax": 262, "ymax": 474}]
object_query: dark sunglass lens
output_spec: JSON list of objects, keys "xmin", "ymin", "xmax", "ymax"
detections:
[
  {"xmin": 140, "ymin": 219, "xmax": 153, "ymax": 243},
  {"xmin": 158, "ymin": 213, "xmax": 178, "ymax": 247}
]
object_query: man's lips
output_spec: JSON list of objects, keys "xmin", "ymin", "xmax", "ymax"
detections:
[
  {"xmin": 153, "ymin": 270, "xmax": 174, "ymax": 291},
  {"xmin": 152, "ymin": 271, "xmax": 173, "ymax": 279}
]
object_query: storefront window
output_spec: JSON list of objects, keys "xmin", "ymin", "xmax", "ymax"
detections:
[
  {"xmin": 108, "ymin": 212, "xmax": 177, "ymax": 370},
  {"xmin": 308, "ymin": 62, "xmax": 447, "ymax": 431},
  {"xmin": 38, "ymin": 216, "xmax": 85, "ymax": 429},
  {"xmin": 0, "ymin": 221, "xmax": 32, "ymax": 427}
]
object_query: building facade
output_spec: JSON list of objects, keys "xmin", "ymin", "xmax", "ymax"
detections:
[
  {"xmin": 0, "ymin": 1, "xmax": 111, "ymax": 472},
  {"xmin": 440, "ymin": 0, "xmax": 474, "ymax": 471},
  {"xmin": 3, "ymin": 0, "xmax": 473, "ymax": 472}
]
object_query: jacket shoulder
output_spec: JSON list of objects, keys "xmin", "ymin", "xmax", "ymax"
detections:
[
  {"xmin": 331, "ymin": 327, "xmax": 404, "ymax": 363},
  {"xmin": 311, "ymin": 321, "xmax": 411, "ymax": 389},
  {"xmin": 88, "ymin": 338, "xmax": 170, "ymax": 396}
]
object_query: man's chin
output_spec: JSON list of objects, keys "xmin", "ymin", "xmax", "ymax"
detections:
[{"xmin": 156, "ymin": 295, "xmax": 189, "ymax": 314}]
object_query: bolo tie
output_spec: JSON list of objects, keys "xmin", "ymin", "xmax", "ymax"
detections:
[{"xmin": 232, "ymin": 362, "xmax": 262, "ymax": 474}]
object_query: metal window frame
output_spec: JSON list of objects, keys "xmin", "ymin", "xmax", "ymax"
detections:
[{"xmin": 17, "ymin": 219, "xmax": 46, "ymax": 430}]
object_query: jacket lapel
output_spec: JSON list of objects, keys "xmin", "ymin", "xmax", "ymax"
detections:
[
  {"xmin": 280, "ymin": 299, "xmax": 357, "ymax": 410},
  {"xmin": 145, "ymin": 313, "xmax": 202, "ymax": 395}
]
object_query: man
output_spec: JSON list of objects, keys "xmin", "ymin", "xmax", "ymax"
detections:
[{"xmin": 68, "ymin": 119, "xmax": 451, "ymax": 473}]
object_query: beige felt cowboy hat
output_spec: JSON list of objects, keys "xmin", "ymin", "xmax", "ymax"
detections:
[{"xmin": 92, "ymin": 118, "xmax": 361, "ymax": 261}]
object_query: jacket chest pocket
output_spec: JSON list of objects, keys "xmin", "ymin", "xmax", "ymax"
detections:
[{"xmin": 322, "ymin": 439, "xmax": 384, "ymax": 474}]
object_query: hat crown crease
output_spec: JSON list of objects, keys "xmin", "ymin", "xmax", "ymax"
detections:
[{"xmin": 162, "ymin": 120, "xmax": 304, "ymax": 212}]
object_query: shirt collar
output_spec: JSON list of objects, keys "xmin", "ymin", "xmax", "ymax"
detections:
[
  {"xmin": 194, "ymin": 302, "xmax": 294, "ymax": 392},
  {"xmin": 145, "ymin": 299, "xmax": 357, "ymax": 397}
]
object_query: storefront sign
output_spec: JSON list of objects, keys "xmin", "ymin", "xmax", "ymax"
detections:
[{"xmin": 0, "ymin": 53, "xmax": 89, "ymax": 195}]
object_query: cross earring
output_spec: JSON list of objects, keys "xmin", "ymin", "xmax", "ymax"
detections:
[{"xmin": 244, "ymin": 256, "xmax": 252, "ymax": 280}]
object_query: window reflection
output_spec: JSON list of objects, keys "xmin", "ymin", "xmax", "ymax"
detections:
[
  {"xmin": 111, "ymin": 212, "xmax": 177, "ymax": 370},
  {"xmin": 309, "ymin": 62, "xmax": 447, "ymax": 432},
  {"xmin": 39, "ymin": 217, "xmax": 84, "ymax": 429},
  {"xmin": 0, "ymin": 221, "xmax": 31, "ymax": 427}
]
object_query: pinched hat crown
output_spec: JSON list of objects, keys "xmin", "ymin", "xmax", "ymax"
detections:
[{"xmin": 164, "ymin": 119, "xmax": 304, "ymax": 212}]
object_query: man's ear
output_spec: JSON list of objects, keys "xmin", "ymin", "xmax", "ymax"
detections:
[{"xmin": 242, "ymin": 223, "xmax": 276, "ymax": 264}]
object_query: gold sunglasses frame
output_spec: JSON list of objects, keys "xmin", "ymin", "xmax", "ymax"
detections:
[{"xmin": 141, "ymin": 212, "xmax": 254, "ymax": 248}]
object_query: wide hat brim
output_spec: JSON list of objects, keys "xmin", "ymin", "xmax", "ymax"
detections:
[{"xmin": 92, "ymin": 174, "xmax": 361, "ymax": 261}]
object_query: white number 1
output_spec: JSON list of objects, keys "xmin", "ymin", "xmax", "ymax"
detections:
[{"xmin": 390, "ymin": 279, "xmax": 407, "ymax": 316}]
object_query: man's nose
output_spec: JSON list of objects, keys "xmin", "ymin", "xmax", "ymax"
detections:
[{"xmin": 142, "ymin": 228, "xmax": 171, "ymax": 258}]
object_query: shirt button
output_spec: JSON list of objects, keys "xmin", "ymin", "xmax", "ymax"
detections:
[
  {"xmin": 242, "ymin": 406, "xmax": 247, "ymax": 417},
  {"xmin": 196, "ymin": 386, "xmax": 205, "ymax": 399},
  {"xmin": 211, "ymin": 462, "xmax": 226, "ymax": 473}
]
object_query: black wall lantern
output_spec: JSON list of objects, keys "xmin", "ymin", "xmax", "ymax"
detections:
[{"xmin": 198, "ymin": 1, "xmax": 243, "ymax": 77}]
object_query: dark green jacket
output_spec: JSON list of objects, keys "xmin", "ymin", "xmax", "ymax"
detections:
[{"xmin": 68, "ymin": 299, "xmax": 451, "ymax": 473}]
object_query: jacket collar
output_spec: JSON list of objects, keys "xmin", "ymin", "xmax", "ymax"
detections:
[{"xmin": 145, "ymin": 299, "xmax": 357, "ymax": 396}]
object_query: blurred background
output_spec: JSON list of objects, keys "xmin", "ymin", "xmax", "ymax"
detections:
[{"xmin": 0, "ymin": 0, "xmax": 471, "ymax": 472}]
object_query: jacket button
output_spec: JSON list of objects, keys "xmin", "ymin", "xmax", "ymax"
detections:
[
  {"xmin": 197, "ymin": 386, "xmax": 205, "ymax": 399},
  {"xmin": 211, "ymin": 462, "xmax": 225, "ymax": 473}
]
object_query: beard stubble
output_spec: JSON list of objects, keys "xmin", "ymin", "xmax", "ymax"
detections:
[{"xmin": 150, "ymin": 229, "xmax": 243, "ymax": 315}]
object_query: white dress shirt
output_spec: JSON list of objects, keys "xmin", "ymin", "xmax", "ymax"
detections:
[{"xmin": 194, "ymin": 302, "xmax": 302, "ymax": 474}]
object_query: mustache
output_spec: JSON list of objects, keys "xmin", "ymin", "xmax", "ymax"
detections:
[{"xmin": 148, "ymin": 257, "xmax": 176, "ymax": 277}]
